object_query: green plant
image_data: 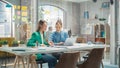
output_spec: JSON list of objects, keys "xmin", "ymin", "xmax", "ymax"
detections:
[
  {"xmin": 99, "ymin": 18, "xmax": 106, "ymax": 21},
  {"xmin": 0, "ymin": 40, "xmax": 8, "ymax": 45},
  {"xmin": 20, "ymin": 40, "xmax": 25, "ymax": 44},
  {"xmin": 12, "ymin": 40, "xmax": 18, "ymax": 45},
  {"xmin": 12, "ymin": 40, "xmax": 19, "ymax": 47},
  {"xmin": 0, "ymin": 41, "xmax": 3, "ymax": 45},
  {"xmin": 2, "ymin": 40, "xmax": 8, "ymax": 45}
]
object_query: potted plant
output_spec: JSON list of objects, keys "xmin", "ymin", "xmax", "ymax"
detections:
[
  {"xmin": 19, "ymin": 40, "xmax": 26, "ymax": 47},
  {"xmin": 2, "ymin": 40, "xmax": 8, "ymax": 47},
  {"xmin": 0, "ymin": 41, "xmax": 3, "ymax": 47},
  {"xmin": 99, "ymin": 18, "xmax": 106, "ymax": 21},
  {"xmin": 12, "ymin": 40, "xmax": 19, "ymax": 47}
]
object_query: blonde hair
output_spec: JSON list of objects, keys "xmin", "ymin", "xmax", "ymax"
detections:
[{"xmin": 56, "ymin": 19, "xmax": 62, "ymax": 26}]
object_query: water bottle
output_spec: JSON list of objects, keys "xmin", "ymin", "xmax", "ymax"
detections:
[{"xmin": 36, "ymin": 41, "xmax": 38, "ymax": 48}]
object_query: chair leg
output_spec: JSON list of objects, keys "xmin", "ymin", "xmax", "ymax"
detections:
[
  {"xmin": 40, "ymin": 63, "xmax": 42, "ymax": 68},
  {"xmin": 38, "ymin": 64, "xmax": 39, "ymax": 68},
  {"xmin": 31, "ymin": 63, "xmax": 33, "ymax": 68},
  {"xmin": 101, "ymin": 61, "xmax": 104, "ymax": 68}
]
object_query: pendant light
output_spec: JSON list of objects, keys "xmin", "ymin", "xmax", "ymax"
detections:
[
  {"xmin": 110, "ymin": 0, "xmax": 113, "ymax": 5},
  {"xmin": 6, "ymin": 4, "xmax": 12, "ymax": 8}
]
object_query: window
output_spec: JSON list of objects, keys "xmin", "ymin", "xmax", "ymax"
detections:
[
  {"xmin": 38, "ymin": 5, "xmax": 64, "ymax": 31},
  {"xmin": 0, "ymin": 1, "xmax": 12, "ymax": 37}
]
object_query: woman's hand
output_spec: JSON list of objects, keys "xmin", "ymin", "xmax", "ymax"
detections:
[
  {"xmin": 48, "ymin": 41, "xmax": 54, "ymax": 46},
  {"xmin": 59, "ymin": 42, "xmax": 64, "ymax": 45},
  {"xmin": 41, "ymin": 44, "xmax": 45, "ymax": 47}
]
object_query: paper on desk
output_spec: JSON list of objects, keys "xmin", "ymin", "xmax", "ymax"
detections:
[
  {"xmin": 66, "ymin": 46, "xmax": 81, "ymax": 49},
  {"xmin": 53, "ymin": 46, "xmax": 68, "ymax": 48},
  {"xmin": 38, "ymin": 47, "xmax": 46, "ymax": 50}
]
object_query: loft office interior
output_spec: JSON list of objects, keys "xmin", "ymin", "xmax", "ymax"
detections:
[{"xmin": 0, "ymin": 0, "xmax": 119, "ymax": 68}]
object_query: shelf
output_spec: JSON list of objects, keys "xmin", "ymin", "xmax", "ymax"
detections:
[{"xmin": 95, "ymin": 38, "xmax": 105, "ymax": 44}]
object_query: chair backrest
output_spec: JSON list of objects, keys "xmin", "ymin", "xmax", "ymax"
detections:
[
  {"xmin": 78, "ymin": 48, "xmax": 104, "ymax": 68},
  {"xmin": 76, "ymin": 37, "xmax": 86, "ymax": 43},
  {"xmin": 55, "ymin": 52, "xmax": 80, "ymax": 68}
]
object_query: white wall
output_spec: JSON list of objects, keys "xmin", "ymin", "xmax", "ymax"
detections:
[
  {"xmin": 79, "ymin": 0, "xmax": 110, "ymax": 35},
  {"xmin": 5, "ymin": 0, "xmax": 20, "ymax": 5},
  {"xmin": 71, "ymin": 3, "xmax": 80, "ymax": 35},
  {"xmin": 118, "ymin": 1, "xmax": 120, "ymax": 44}
]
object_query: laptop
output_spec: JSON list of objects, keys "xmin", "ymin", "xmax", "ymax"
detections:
[
  {"xmin": 54, "ymin": 37, "xmax": 77, "ymax": 47},
  {"xmin": 64, "ymin": 38, "xmax": 76, "ymax": 46}
]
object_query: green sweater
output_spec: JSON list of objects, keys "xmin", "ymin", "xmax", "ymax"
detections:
[{"xmin": 27, "ymin": 31, "xmax": 49, "ymax": 59}]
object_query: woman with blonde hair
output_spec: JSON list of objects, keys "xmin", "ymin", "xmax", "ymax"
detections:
[
  {"xmin": 49, "ymin": 19, "xmax": 68, "ymax": 44},
  {"xmin": 49, "ymin": 19, "xmax": 69, "ymax": 59}
]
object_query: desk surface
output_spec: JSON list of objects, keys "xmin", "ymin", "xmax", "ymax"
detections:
[{"xmin": 0, "ymin": 43, "xmax": 108, "ymax": 56}]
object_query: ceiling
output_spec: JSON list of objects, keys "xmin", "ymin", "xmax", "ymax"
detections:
[{"xmin": 64, "ymin": 0, "xmax": 91, "ymax": 3}]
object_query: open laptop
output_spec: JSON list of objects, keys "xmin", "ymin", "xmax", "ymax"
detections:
[
  {"xmin": 54, "ymin": 37, "xmax": 77, "ymax": 47},
  {"xmin": 64, "ymin": 38, "xmax": 76, "ymax": 46}
]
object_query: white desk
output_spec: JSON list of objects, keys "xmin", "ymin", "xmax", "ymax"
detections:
[
  {"xmin": 0, "ymin": 43, "xmax": 108, "ymax": 68},
  {"xmin": 0, "ymin": 43, "xmax": 107, "ymax": 56},
  {"xmin": 0, "ymin": 47, "xmax": 67, "ymax": 56}
]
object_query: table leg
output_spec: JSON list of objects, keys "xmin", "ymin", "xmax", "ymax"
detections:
[
  {"xmin": 18, "ymin": 57, "xmax": 20, "ymax": 68},
  {"xmin": 14, "ymin": 56, "xmax": 25, "ymax": 68},
  {"xmin": 27, "ymin": 56, "xmax": 30, "ymax": 68},
  {"xmin": 4, "ymin": 52, "xmax": 7, "ymax": 68},
  {"xmin": 21, "ymin": 57, "xmax": 25, "ymax": 68},
  {"xmin": 14, "ymin": 56, "xmax": 18, "ymax": 68}
]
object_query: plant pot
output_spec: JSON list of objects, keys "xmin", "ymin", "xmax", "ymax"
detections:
[
  {"xmin": 19, "ymin": 44, "xmax": 26, "ymax": 47},
  {"xmin": 12, "ymin": 44, "xmax": 18, "ymax": 47},
  {"xmin": 2, "ymin": 44, "xmax": 8, "ymax": 47}
]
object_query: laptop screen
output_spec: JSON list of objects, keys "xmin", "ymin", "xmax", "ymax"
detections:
[{"xmin": 64, "ymin": 38, "xmax": 76, "ymax": 46}]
